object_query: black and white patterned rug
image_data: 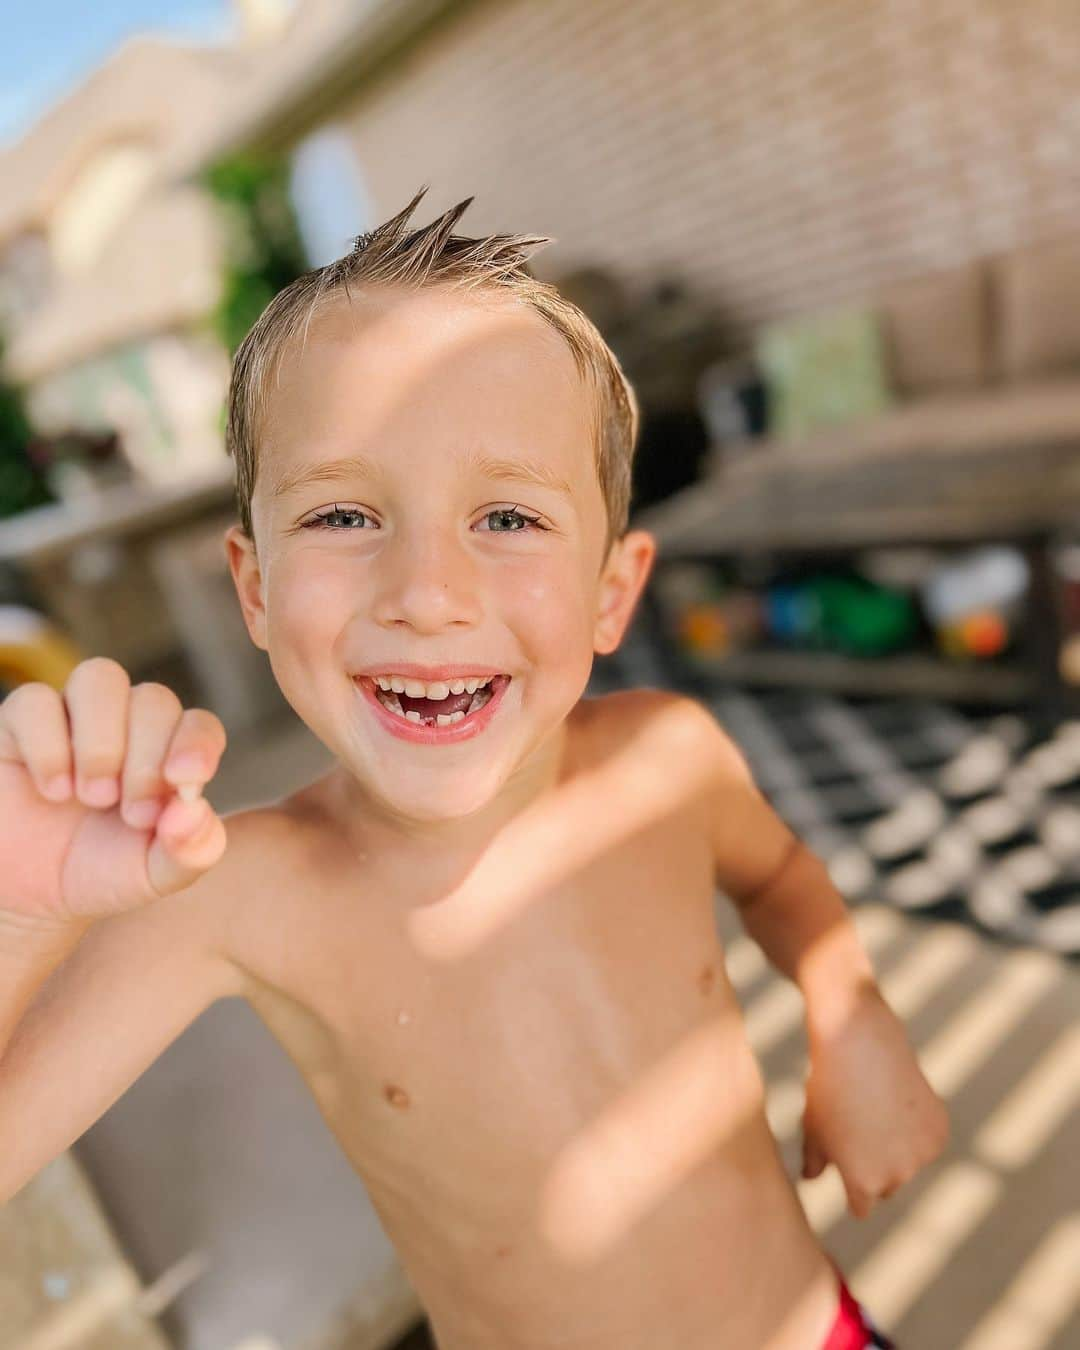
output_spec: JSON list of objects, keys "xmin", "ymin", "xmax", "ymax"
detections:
[{"xmin": 592, "ymin": 628, "xmax": 1080, "ymax": 961}]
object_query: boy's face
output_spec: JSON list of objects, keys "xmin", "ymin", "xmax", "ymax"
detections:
[{"xmin": 226, "ymin": 286, "xmax": 655, "ymax": 826}]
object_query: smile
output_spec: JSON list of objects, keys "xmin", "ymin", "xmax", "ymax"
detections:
[{"xmin": 352, "ymin": 672, "xmax": 512, "ymax": 744}]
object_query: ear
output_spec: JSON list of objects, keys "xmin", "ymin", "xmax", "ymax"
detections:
[
  {"xmin": 593, "ymin": 529, "xmax": 657, "ymax": 656},
  {"xmin": 224, "ymin": 524, "xmax": 268, "ymax": 651}
]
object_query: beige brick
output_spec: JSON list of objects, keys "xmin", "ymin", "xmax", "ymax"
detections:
[{"xmin": 334, "ymin": 0, "xmax": 1080, "ymax": 340}]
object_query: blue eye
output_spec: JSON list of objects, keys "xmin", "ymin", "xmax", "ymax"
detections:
[
  {"xmin": 479, "ymin": 507, "xmax": 544, "ymax": 532},
  {"xmin": 301, "ymin": 506, "xmax": 375, "ymax": 530},
  {"xmin": 298, "ymin": 505, "xmax": 545, "ymax": 533}
]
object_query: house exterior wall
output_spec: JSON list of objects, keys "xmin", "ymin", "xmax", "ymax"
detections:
[
  {"xmin": 0, "ymin": 38, "xmax": 248, "ymax": 476},
  {"xmin": 0, "ymin": 37, "xmax": 247, "ymax": 382},
  {"xmin": 334, "ymin": 0, "xmax": 1080, "ymax": 338}
]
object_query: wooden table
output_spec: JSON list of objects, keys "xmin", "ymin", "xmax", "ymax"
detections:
[
  {"xmin": 0, "ymin": 461, "xmax": 235, "ymax": 567},
  {"xmin": 0, "ymin": 1152, "xmax": 171, "ymax": 1350},
  {"xmin": 633, "ymin": 437, "xmax": 1080, "ymax": 722},
  {"xmin": 0, "ymin": 462, "xmax": 272, "ymax": 728}
]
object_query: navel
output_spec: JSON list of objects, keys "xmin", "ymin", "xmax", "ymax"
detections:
[
  {"xmin": 383, "ymin": 1082, "xmax": 412, "ymax": 1109},
  {"xmin": 697, "ymin": 962, "xmax": 716, "ymax": 995}
]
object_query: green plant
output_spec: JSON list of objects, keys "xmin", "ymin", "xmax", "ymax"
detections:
[
  {"xmin": 202, "ymin": 150, "xmax": 309, "ymax": 353},
  {"xmin": 0, "ymin": 334, "xmax": 55, "ymax": 520}
]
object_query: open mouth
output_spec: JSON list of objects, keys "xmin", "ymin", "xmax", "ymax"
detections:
[{"xmin": 359, "ymin": 673, "xmax": 511, "ymax": 729}]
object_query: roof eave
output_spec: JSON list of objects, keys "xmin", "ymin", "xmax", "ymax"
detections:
[{"xmin": 166, "ymin": 0, "xmax": 468, "ymax": 182}]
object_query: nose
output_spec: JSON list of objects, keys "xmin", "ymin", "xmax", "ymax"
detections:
[{"xmin": 370, "ymin": 524, "xmax": 483, "ymax": 633}]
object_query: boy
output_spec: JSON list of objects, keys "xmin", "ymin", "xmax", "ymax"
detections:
[{"xmin": 0, "ymin": 188, "xmax": 948, "ymax": 1349}]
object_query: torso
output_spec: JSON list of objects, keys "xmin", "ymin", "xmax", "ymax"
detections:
[{"xmin": 223, "ymin": 691, "xmax": 840, "ymax": 1350}]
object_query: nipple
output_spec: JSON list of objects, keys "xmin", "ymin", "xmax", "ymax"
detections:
[{"xmin": 384, "ymin": 1082, "xmax": 411, "ymax": 1109}]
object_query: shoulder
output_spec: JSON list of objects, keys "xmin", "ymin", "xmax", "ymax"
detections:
[
  {"xmin": 579, "ymin": 685, "xmax": 696, "ymax": 732},
  {"xmin": 57, "ymin": 802, "xmax": 297, "ymax": 1020},
  {"xmin": 584, "ymin": 687, "xmax": 750, "ymax": 771},
  {"xmin": 157, "ymin": 800, "xmax": 307, "ymax": 1002},
  {"xmin": 572, "ymin": 691, "xmax": 760, "ymax": 860}
]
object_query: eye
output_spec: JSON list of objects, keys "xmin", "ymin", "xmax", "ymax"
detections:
[
  {"xmin": 300, "ymin": 504, "xmax": 377, "ymax": 531},
  {"xmin": 476, "ymin": 505, "xmax": 546, "ymax": 533}
]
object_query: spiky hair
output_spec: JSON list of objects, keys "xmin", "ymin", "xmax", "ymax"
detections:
[{"xmin": 224, "ymin": 185, "xmax": 639, "ymax": 556}]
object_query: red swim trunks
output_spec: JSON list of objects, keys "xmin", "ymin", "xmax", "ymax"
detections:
[{"xmin": 821, "ymin": 1262, "xmax": 896, "ymax": 1349}]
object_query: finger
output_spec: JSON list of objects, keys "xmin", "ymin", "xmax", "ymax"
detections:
[
  {"xmin": 0, "ymin": 682, "xmax": 74, "ymax": 800},
  {"xmin": 64, "ymin": 658, "xmax": 131, "ymax": 809},
  {"xmin": 119, "ymin": 682, "xmax": 184, "ymax": 830},
  {"xmin": 802, "ymin": 1130, "xmax": 828, "ymax": 1180},
  {"xmin": 160, "ymin": 708, "xmax": 228, "ymax": 799},
  {"xmin": 843, "ymin": 1176, "xmax": 874, "ymax": 1219},
  {"xmin": 146, "ymin": 793, "xmax": 229, "ymax": 898}
]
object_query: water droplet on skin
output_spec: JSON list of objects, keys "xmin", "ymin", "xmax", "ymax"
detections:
[
  {"xmin": 42, "ymin": 1271, "xmax": 71, "ymax": 1299},
  {"xmin": 397, "ymin": 1010, "xmax": 411, "ymax": 1025}
]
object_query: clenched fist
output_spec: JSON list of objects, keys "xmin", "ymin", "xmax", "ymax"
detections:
[{"xmin": 0, "ymin": 657, "xmax": 229, "ymax": 927}]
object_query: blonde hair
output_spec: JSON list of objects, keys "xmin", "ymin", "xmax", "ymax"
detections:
[{"xmin": 224, "ymin": 186, "xmax": 639, "ymax": 556}]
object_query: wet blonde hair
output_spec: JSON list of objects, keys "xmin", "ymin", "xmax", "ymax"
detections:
[{"xmin": 224, "ymin": 186, "xmax": 639, "ymax": 558}]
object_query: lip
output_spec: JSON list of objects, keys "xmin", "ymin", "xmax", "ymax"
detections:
[
  {"xmin": 353, "ymin": 673, "xmax": 511, "ymax": 745},
  {"xmin": 352, "ymin": 663, "xmax": 509, "ymax": 681}
]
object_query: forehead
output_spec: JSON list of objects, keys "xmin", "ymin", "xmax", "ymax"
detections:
[{"xmin": 260, "ymin": 287, "xmax": 596, "ymax": 484}]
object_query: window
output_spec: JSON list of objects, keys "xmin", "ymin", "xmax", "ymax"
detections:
[
  {"xmin": 50, "ymin": 141, "xmax": 156, "ymax": 276},
  {"xmin": 288, "ymin": 124, "xmax": 372, "ymax": 267}
]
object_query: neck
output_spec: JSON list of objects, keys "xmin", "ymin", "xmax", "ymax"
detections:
[{"xmin": 330, "ymin": 719, "xmax": 571, "ymax": 864}]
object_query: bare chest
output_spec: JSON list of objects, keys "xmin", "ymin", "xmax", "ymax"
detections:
[{"xmin": 239, "ymin": 796, "xmax": 729, "ymax": 1167}]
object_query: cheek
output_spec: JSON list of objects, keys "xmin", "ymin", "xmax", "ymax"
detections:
[
  {"xmin": 499, "ymin": 558, "xmax": 596, "ymax": 665},
  {"xmin": 269, "ymin": 556, "xmax": 356, "ymax": 654}
]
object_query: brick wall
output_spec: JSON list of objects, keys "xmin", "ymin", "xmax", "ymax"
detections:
[{"xmin": 341, "ymin": 0, "xmax": 1080, "ymax": 341}]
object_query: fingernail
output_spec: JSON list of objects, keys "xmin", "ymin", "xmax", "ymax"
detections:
[
  {"xmin": 176, "ymin": 782, "xmax": 203, "ymax": 802},
  {"xmin": 170, "ymin": 796, "xmax": 208, "ymax": 836},
  {"xmin": 166, "ymin": 754, "xmax": 203, "ymax": 782},
  {"xmin": 82, "ymin": 776, "xmax": 119, "ymax": 807},
  {"xmin": 123, "ymin": 798, "xmax": 161, "ymax": 829}
]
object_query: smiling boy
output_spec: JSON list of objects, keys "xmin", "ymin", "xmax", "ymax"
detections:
[{"xmin": 0, "ymin": 188, "xmax": 947, "ymax": 1348}]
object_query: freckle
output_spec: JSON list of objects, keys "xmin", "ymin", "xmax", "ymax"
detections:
[
  {"xmin": 495, "ymin": 1244, "xmax": 511, "ymax": 1259},
  {"xmin": 698, "ymin": 963, "xmax": 716, "ymax": 995},
  {"xmin": 384, "ymin": 1082, "xmax": 411, "ymax": 1109}
]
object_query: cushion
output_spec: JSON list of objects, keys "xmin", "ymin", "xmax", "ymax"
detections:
[
  {"xmin": 755, "ymin": 307, "xmax": 893, "ymax": 439},
  {"xmin": 993, "ymin": 233, "xmax": 1080, "ymax": 380},
  {"xmin": 877, "ymin": 260, "xmax": 990, "ymax": 395}
]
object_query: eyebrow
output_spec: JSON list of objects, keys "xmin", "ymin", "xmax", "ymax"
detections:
[
  {"xmin": 271, "ymin": 454, "xmax": 384, "ymax": 500},
  {"xmin": 469, "ymin": 451, "xmax": 575, "ymax": 498},
  {"xmin": 270, "ymin": 449, "xmax": 575, "ymax": 500}
]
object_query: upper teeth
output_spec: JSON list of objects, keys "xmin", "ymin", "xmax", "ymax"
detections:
[{"xmin": 372, "ymin": 675, "xmax": 495, "ymax": 698}]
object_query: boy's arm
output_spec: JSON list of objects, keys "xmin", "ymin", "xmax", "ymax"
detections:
[
  {"xmin": 688, "ymin": 700, "xmax": 877, "ymax": 1024},
  {"xmin": 0, "ymin": 811, "xmax": 254, "ymax": 1205},
  {"xmin": 682, "ymin": 698, "xmax": 950, "ymax": 1209},
  {"xmin": 0, "ymin": 915, "xmax": 92, "ymax": 1056}
]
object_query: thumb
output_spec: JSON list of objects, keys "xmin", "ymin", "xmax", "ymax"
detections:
[
  {"xmin": 59, "ymin": 788, "xmax": 227, "ymax": 917},
  {"xmin": 146, "ymin": 791, "xmax": 228, "ymax": 898},
  {"xmin": 802, "ymin": 1123, "xmax": 828, "ymax": 1179}
]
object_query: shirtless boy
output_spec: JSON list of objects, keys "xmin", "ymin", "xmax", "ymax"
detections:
[{"xmin": 0, "ymin": 188, "xmax": 948, "ymax": 1349}]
